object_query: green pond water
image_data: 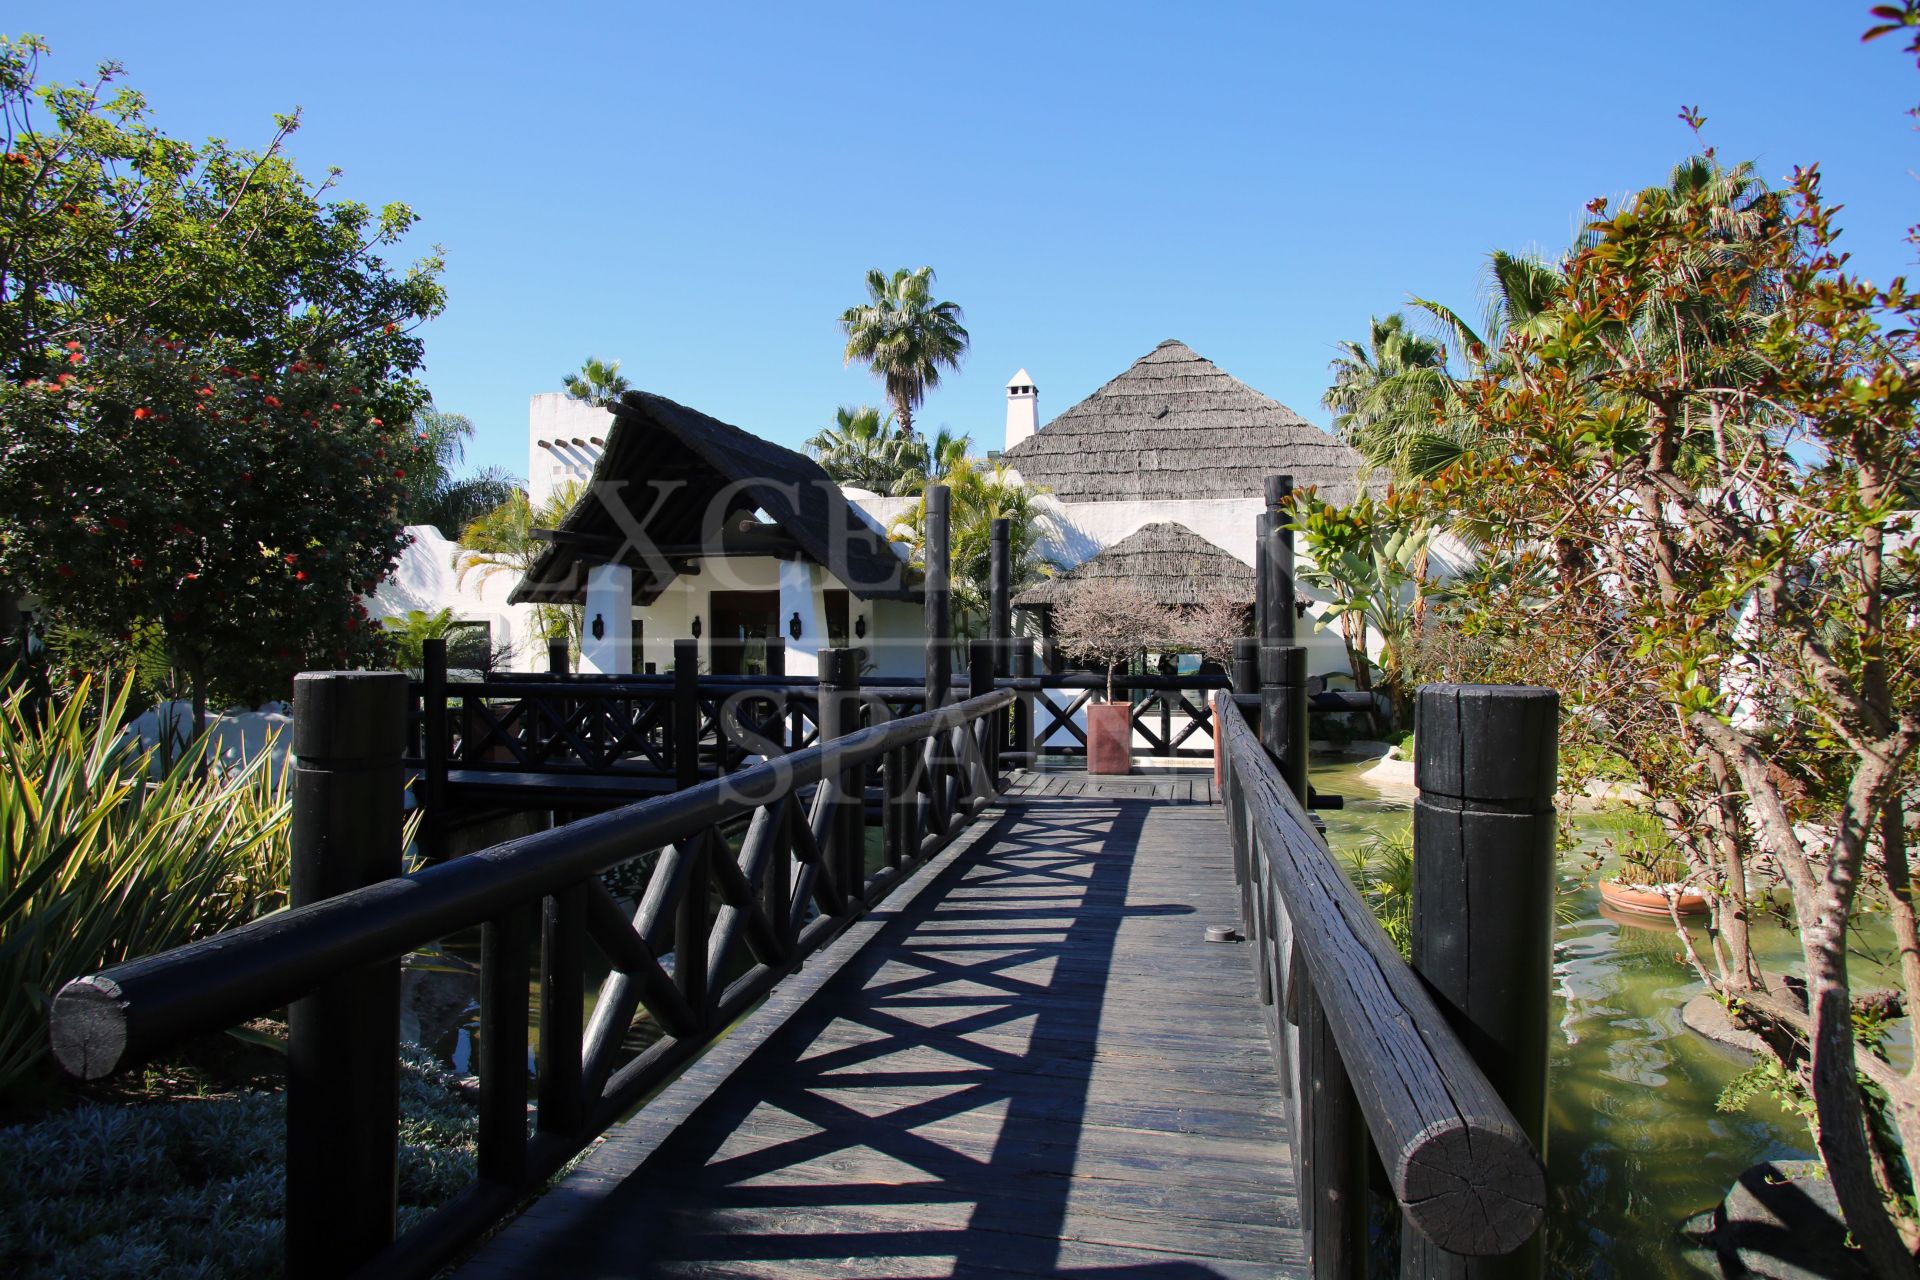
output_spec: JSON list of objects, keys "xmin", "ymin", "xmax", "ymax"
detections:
[{"xmin": 1311, "ymin": 756, "xmax": 1904, "ymax": 1279}]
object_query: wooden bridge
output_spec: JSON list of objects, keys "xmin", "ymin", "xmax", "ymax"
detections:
[{"xmin": 45, "ymin": 478, "xmax": 1560, "ymax": 1278}]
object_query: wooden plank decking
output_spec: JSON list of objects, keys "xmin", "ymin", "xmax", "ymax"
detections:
[{"xmin": 457, "ymin": 769, "xmax": 1305, "ymax": 1279}]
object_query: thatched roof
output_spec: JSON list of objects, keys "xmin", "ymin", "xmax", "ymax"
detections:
[
  {"xmin": 1002, "ymin": 339, "xmax": 1375, "ymax": 503},
  {"xmin": 1014, "ymin": 522, "xmax": 1252, "ymax": 608},
  {"xmin": 511, "ymin": 390, "xmax": 916, "ymax": 605}
]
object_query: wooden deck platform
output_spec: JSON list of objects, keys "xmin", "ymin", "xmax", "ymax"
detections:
[{"xmin": 457, "ymin": 770, "xmax": 1305, "ymax": 1279}]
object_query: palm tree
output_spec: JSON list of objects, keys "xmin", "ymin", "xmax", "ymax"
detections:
[
  {"xmin": 453, "ymin": 480, "xmax": 586, "ymax": 655},
  {"xmin": 890, "ymin": 458, "xmax": 1052, "ymax": 645},
  {"xmin": 402, "ymin": 405, "xmax": 519, "ymax": 537},
  {"xmin": 562, "ymin": 356, "xmax": 631, "ymax": 408},
  {"xmin": 1321, "ymin": 316, "xmax": 1462, "ymax": 480},
  {"xmin": 805, "ymin": 405, "xmax": 913, "ymax": 492},
  {"xmin": 838, "ymin": 266, "xmax": 969, "ymax": 437},
  {"xmin": 891, "ymin": 427, "xmax": 972, "ymax": 497}
]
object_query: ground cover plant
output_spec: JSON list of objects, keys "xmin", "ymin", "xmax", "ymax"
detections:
[{"xmin": 0, "ymin": 1045, "xmax": 477, "ymax": 1280}]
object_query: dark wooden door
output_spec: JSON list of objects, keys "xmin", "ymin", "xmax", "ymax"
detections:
[{"xmin": 709, "ymin": 590, "xmax": 779, "ymax": 675}]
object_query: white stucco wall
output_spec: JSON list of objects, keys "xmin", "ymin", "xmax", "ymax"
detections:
[{"xmin": 364, "ymin": 524, "xmax": 548, "ymax": 670}]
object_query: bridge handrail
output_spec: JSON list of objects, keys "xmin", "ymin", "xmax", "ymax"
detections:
[
  {"xmin": 49, "ymin": 681, "xmax": 1014, "ymax": 1278},
  {"xmin": 1212, "ymin": 690, "xmax": 1545, "ymax": 1259}
]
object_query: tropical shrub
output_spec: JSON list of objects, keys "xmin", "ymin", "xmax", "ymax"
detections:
[{"xmin": 0, "ymin": 673, "xmax": 290, "ymax": 1092}]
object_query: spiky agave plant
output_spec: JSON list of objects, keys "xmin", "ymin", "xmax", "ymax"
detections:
[{"xmin": 0, "ymin": 672, "xmax": 291, "ymax": 1091}]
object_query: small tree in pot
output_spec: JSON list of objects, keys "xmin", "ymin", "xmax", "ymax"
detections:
[{"xmin": 1051, "ymin": 580, "xmax": 1176, "ymax": 774}]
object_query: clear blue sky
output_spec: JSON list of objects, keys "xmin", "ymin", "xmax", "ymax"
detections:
[{"xmin": 22, "ymin": 3, "xmax": 1920, "ymax": 481}]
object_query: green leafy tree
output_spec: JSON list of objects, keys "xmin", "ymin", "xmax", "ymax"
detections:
[
  {"xmin": 838, "ymin": 266, "xmax": 969, "ymax": 437},
  {"xmin": 1433, "ymin": 146, "xmax": 1920, "ymax": 1267},
  {"xmin": 0, "ymin": 36, "xmax": 446, "ymax": 717},
  {"xmin": 402, "ymin": 406, "xmax": 519, "ymax": 537},
  {"xmin": 561, "ymin": 356, "xmax": 629, "ymax": 408}
]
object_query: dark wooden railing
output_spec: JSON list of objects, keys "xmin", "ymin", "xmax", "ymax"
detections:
[
  {"xmin": 49, "ymin": 655, "xmax": 1014, "ymax": 1280},
  {"xmin": 1214, "ymin": 685, "xmax": 1554, "ymax": 1277},
  {"xmin": 1031, "ymin": 672, "xmax": 1228, "ymax": 758}
]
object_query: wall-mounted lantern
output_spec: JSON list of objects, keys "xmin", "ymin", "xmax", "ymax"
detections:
[
  {"xmin": 788, "ymin": 611, "xmax": 803, "ymax": 641},
  {"xmin": 690, "ymin": 615, "xmax": 702, "ymax": 639},
  {"xmin": 854, "ymin": 615, "xmax": 867, "ymax": 640},
  {"xmin": 590, "ymin": 613, "xmax": 605, "ymax": 640}
]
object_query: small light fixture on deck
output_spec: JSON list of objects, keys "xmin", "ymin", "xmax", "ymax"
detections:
[
  {"xmin": 1204, "ymin": 924, "xmax": 1239, "ymax": 944},
  {"xmin": 854, "ymin": 615, "xmax": 866, "ymax": 639},
  {"xmin": 690, "ymin": 615, "xmax": 702, "ymax": 639},
  {"xmin": 590, "ymin": 613, "xmax": 605, "ymax": 640},
  {"xmin": 788, "ymin": 611, "xmax": 803, "ymax": 641}
]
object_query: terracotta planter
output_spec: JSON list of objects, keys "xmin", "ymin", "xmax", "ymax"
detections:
[
  {"xmin": 1599, "ymin": 879, "xmax": 1710, "ymax": 918},
  {"xmin": 1086, "ymin": 702, "xmax": 1132, "ymax": 775}
]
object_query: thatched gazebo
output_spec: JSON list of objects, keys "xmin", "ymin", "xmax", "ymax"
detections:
[
  {"xmin": 1014, "ymin": 522, "xmax": 1252, "ymax": 610},
  {"xmin": 1000, "ymin": 339, "xmax": 1373, "ymax": 503}
]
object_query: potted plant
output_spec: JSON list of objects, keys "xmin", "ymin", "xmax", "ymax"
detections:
[
  {"xmin": 1599, "ymin": 847, "xmax": 1709, "ymax": 918},
  {"xmin": 1051, "ymin": 581, "xmax": 1175, "ymax": 775}
]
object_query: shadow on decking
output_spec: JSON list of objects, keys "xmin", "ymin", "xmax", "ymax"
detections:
[{"xmin": 473, "ymin": 793, "xmax": 1297, "ymax": 1278}]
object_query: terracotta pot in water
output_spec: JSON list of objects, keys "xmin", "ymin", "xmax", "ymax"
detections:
[
  {"xmin": 1598, "ymin": 879, "xmax": 1710, "ymax": 918},
  {"xmin": 1086, "ymin": 702, "xmax": 1132, "ymax": 775}
]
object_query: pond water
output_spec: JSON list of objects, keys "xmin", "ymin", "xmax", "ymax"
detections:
[{"xmin": 1311, "ymin": 756, "xmax": 1900, "ymax": 1279}]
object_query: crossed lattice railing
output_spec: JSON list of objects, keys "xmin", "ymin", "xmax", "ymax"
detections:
[
  {"xmin": 49, "ymin": 664, "xmax": 1014, "ymax": 1280},
  {"xmin": 1031, "ymin": 673, "xmax": 1228, "ymax": 758}
]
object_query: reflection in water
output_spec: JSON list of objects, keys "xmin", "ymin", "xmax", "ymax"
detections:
[{"xmin": 1312, "ymin": 757, "xmax": 1837, "ymax": 1280}]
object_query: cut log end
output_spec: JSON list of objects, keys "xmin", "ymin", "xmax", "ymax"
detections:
[
  {"xmin": 1398, "ymin": 1121, "xmax": 1546, "ymax": 1257},
  {"xmin": 49, "ymin": 975, "xmax": 131, "ymax": 1081}
]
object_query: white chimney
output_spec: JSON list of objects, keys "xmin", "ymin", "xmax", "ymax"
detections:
[
  {"xmin": 528, "ymin": 392, "xmax": 613, "ymax": 508},
  {"xmin": 1004, "ymin": 368, "xmax": 1038, "ymax": 451}
]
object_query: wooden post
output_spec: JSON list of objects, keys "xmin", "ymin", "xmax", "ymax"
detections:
[
  {"xmin": 1259, "ymin": 644, "xmax": 1309, "ymax": 806},
  {"xmin": 538, "ymin": 882, "xmax": 586, "ymax": 1136},
  {"xmin": 477, "ymin": 902, "xmax": 533, "ymax": 1187},
  {"xmin": 924, "ymin": 484, "xmax": 951, "ymax": 708},
  {"xmin": 547, "ymin": 638, "xmax": 569, "ymax": 675},
  {"xmin": 673, "ymin": 638, "xmax": 700, "ymax": 791},
  {"xmin": 765, "ymin": 637, "xmax": 785, "ymax": 678},
  {"xmin": 1263, "ymin": 474, "xmax": 1295, "ymax": 645},
  {"xmin": 1300, "ymin": 976, "xmax": 1368, "ymax": 1280},
  {"xmin": 816, "ymin": 648, "xmax": 863, "ymax": 906},
  {"xmin": 1012, "ymin": 637, "xmax": 1036, "ymax": 770},
  {"xmin": 1406, "ymin": 684, "xmax": 1558, "ymax": 1280},
  {"xmin": 989, "ymin": 517, "xmax": 1011, "ymax": 677},
  {"xmin": 969, "ymin": 639, "xmax": 998, "ymax": 787},
  {"xmin": 1254, "ymin": 511, "xmax": 1271, "ymax": 645},
  {"xmin": 286, "ymin": 671, "xmax": 407, "ymax": 1278},
  {"xmin": 1232, "ymin": 636, "xmax": 1260, "ymax": 730},
  {"xmin": 421, "ymin": 637, "xmax": 448, "ymax": 864}
]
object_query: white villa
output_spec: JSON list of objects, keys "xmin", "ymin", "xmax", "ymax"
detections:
[{"xmin": 371, "ymin": 341, "xmax": 1379, "ymax": 684}]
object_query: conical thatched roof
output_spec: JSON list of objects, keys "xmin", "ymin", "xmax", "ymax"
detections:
[
  {"xmin": 1014, "ymin": 522, "xmax": 1252, "ymax": 608},
  {"xmin": 1002, "ymin": 339, "xmax": 1373, "ymax": 502}
]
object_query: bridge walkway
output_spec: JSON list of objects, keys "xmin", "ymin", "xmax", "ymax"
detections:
[{"xmin": 457, "ymin": 770, "xmax": 1307, "ymax": 1279}]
